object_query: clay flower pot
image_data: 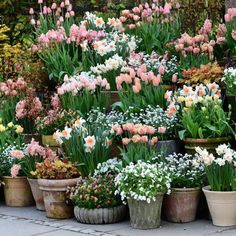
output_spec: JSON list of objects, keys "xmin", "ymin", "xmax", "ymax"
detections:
[
  {"xmin": 74, "ymin": 205, "xmax": 127, "ymax": 224},
  {"xmin": 27, "ymin": 178, "xmax": 45, "ymax": 211},
  {"xmin": 184, "ymin": 137, "xmax": 231, "ymax": 155},
  {"xmin": 3, "ymin": 176, "xmax": 34, "ymax": 207},
  {"xmin": 38, "ymin": 178, "xmax": 79, "ymax": 219},
  {"xmin": 127, "ymin": 193, "xmax": 164, "ymax": 229},
  {"xmin": 203, "ymin": 186, "xmax": 236, "ymax": 226},
  {"xmin": 42, "ymin": 135, "xmax": 59, "ymax": 151},
  {"xmin": 163, "ymin": 188, "xmax": 201, "ymax": 223}
]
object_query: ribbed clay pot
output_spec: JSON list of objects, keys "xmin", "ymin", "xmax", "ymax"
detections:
[
  {"xmin": 74, "ymin": 205, "xmax": 127, "ymax": 224},
  {"xmin": 38, "ymin": 178, "xmax": 79, "ymax": 219},
  {"xmin": 27, "ymin": 178, "xmax": 45, "ymax": 211},
  {"xmin": 3, "ymin": 176, "xmax": 34, "ymax": 207},
  {"xmin": 42, "ymin": 135, "xmax": 59, "ymax": 151},
  {"xmin": 163, "ymin": 188, "xmax": 201, "ymax": 223},
  {"xmin": 203, "ymin": 186, "xmax": 236, "ymax": 226},
  {"xmin": 184, "ymin": 137, "xmax": 231, "ymax": 155},
  {"xmin": 128, "ymin": 193, "xmax": 164, "ymax": 229}
]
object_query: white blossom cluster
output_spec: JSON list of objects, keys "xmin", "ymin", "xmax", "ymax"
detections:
[
  {"xmin": 115, "ymin": 160, "xmax": 171, "ymax": 203},
  {"xmin": 221, "ymin": 67, "xmax": 236, "ymax": 94}
]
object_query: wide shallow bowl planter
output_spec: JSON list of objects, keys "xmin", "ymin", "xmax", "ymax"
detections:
[
  {"xmin": 226, "ymin": 95, "xmax": 236, "ymax": 122},
  {"xmin": 28, "ymin": 178, "xmax": 45, "ymax": 211},
  {"xmin": 3, "ymin": 176, "xmax": 34, "ymax": 207},
  {"xmin": 74, "ymin": 205, "xmax": 127, "ymax": 224},
  {"xmin": 128, "ymin": 193, "xmax": 164, "ymax": 229},
  {"xmin": 157, "ymin": 139, "xmax": 183, "ymax": 156},
  {"xmin": 38, "ymin": 178, "xmax": 79, "ymax": 219},
  {"xmin": 42, "ymin": 135, "xmax": 59, "ymax": 150},
  {"xmin": 163, "ymin": 187, "xmax": 201, "ymax": 223},
  {"xmin": 202, "ymin": 186, "xmax": 236, "ymax": 226},
  {"xmin": 184, "ymin": 137, "xmax": 231, "ymax": 155}
]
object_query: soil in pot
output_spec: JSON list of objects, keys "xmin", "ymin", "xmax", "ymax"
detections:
[
  {"xmin": 163, "ymin": 188, "xmax": 201, "ymax": 223},
  {"xmin": 3, "ymin": 177, "xmax": 34, "ymax": 207}
]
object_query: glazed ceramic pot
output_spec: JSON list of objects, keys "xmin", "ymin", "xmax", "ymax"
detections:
[
  {"xmin": 38, "ymin": 178, "xmax": 79, "ymax": 219},
  {"xmin": 28, "ymin": 178, "xmax": 45, "ymax": 211},
  {"xmin": 184, "ymin": 137, "xmax": 231, "ymax": 155},
  {"xmin": 127, "ymin": 193, "xmax": 164, "ymax": 229},
  {"xmin": 74, "ymin": 205, "xmax": 127, "ymax": 224},
  {"xmin": 203, "ymin": 186, "xmax": 236, "ymax": 226},
  {"xmin": 3, "ymin": 176, "xmax": 34, "ymax": 207},
  {"xmin": 163, "ymin": 187, "xmax": 201, "ymax": 223}
]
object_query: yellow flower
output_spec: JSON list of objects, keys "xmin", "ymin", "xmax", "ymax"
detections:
[
  {"xmin": 177, "ymin": 96, "xmax": 185, "ymax": 103},
  {"xmin": 15, "ymin": 125, "xmax": 24, "ymax": 134},
  {"xmin": 7, "ymin": 122, "xmax": 14, "ymax": 128},
  {"xmin": 0, "ymin": 124, "xmax": 6, "ymax": 132}
]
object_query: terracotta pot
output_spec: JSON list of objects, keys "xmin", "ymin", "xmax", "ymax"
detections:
[
  {"xmin": 163, "ymin": 188, "xmax": 201, "ymax": 223},
  {"xmin": 3, "ymin": 176, "xmax": 34, "ymax": 207},
  {"xmin": 203, "ymin": 186, "xmax": 236, "ymax": 226},
  {"xmin": 157, "ymin": 139, "xmax": 183, "ymax": 156},
  {"xmin": 38, "ymin": 178, "xmax": 79, "ymax": 219},
  {"xmin": 128, "ymin": 193, "xmax": 164, "ymax": 229},
  {"xmin": 27, "ymin": 178, "xmax": 45, "ymax": 211},
  {"xmin": 184, "ymin": 137, "xmax": 231, "ymax": 155},
  {"xmin": 226, "ymin": 95, "xmax": 236, "ymax": 122},
  {"xmin": 42, "ymin": 135, "xmax": 59, "ymax": 151},
  {"xmin": 74, "ymin": 205, "xmax": 127, "ymax": 224}
]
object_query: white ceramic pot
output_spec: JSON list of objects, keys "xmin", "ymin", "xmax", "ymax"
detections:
[{"xmin": 202, "ymin": 186, "xmax": 236, "ymax": 226}]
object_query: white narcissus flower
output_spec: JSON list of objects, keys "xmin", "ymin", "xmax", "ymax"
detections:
[
  {"xmin": 61, "ymin": 126, "xmax": 72, "ymax": 140},
  {"xmin": 214, "ymin": 158, "xmax": 226, "ymax": 166},
  {"xmin": 84, "ymin": 135, "xmax": 96, "ymax": 149},
  {"xmin": 216, "ymin": 144, "xmax": 229, "ymax": 155}
]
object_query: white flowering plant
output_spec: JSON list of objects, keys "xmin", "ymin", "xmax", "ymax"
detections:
[
  {"xmin": 164, "ymin": 153, "xmax": 205, "ymax": 188},
  {"xmin": 221, "ymin": 67, "xmax": 236, "ymax": 95},
  {"xmin": 195, "ymin": 144, "xmax": 236, "ymax": 191},
  {"xmin": 123, "ymin": 105, "xmax": 178, "ymax": 140},
  {"xmin": 115, "ymin": 160, "xmax": 171, "ymax": 203},
  {"xmin": 54, "ymin": 118, "xmax": 113, "ymax": 177}
]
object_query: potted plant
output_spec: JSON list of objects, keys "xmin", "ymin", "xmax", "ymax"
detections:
[
  {"xmin": 112, "ymin": 123, "xmax": 159, "ymax": 166},
  {"xmin": 54, "ymin": 118, "xmax": 113, "ymax": 177},
  {"xmin": 221, "ymin": 67, "xmax": 236, "ymax": 122},
  {"xmin": 69, "ymin": 174, "xmax": 126, "ymax": 224},
  {"xmin": 123, "ymin": 105, "xmax": 181, "ymax": 156},
  {"xmin": 195, "ymin": 144, "xmax": 236, "ymax": 226},
  {"xmin": 115, "ymin": 160, "xmax": 171, "ymax": 229},
  {"xmin": 19, "ymin": 139, "xmax": 58, "ymax": 211},
  {"xmin": 0, "ymin": 144, "xmax": 34, "ymax": 207},
  {"xmin": 31, "ymin": 159, "xmax": 80, "ymax": 219},
  {"xmin": 165, "ymin": 83, "xmax": 232, "ymax": 154},
  {"xmin": 163, "ymin": 153, "xmax": 205, "ymax": 223}
]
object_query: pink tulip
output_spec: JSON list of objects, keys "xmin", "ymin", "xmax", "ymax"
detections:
[
  {"xmin": 158, "ymin": 65, "xmax": 165, "ymax": 75},
  {"xmin": 29, "ymin": 8, "xmax": 34, "ymax": 15}
]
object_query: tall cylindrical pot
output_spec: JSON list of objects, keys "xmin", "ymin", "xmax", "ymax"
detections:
[
  {"xmin": 163, "ymin": 188, "xmax": 201, "ymax": 223},
  {"xmin": 127, "ymin": 193, "xmax": 164, "ymax": 229},
  {"xmin": 38, "ymin": 178, "xmax": 79, "ymax": 219},
  {"xmin": 27, "ymin": 178, "xmax": 45, "ymax": 211},
  {"xmin": 3, "ymin": 176, "xmax": 34, "ymax": 207},
  {"xmin": 202, "ymin": 186, "xmax": 236, "ymax": 226}
]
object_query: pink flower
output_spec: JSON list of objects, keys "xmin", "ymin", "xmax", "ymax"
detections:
[
  {"xmin": 152, "ymin": 74, "xmax": 161, "ymax": 86},
  {"xmin": 26, "ymin": 139, "xmax": 45, "ymax": 157},
  {"xmin": 225, "ymin": 13, "xmax": 231, "ymax": 22},
  {"xmin": 51, "ymin": 93, "xmax": 61, "ymax": 110},
  {"xmin": 140, "ymin": 135, "xmax": 148, "ymax": 143},
  {"xmin": 130, "ymin": 68, "xmax": 136, "ymax": 78},
  {"xmin": 158, "ymin": 65, "xmax": 165, "ymax": 75},
  {"xmin": 172, "ymin": 74, "xmax": 178, "ymax": 83},
  {"xmin": 158, "ymin": 127, "xmax": 167, "ymax": 134},
  {"xmin": 11, "ymin": 164, "xmax": 21, "ymax": 178},
  {"xmin": 38, "ymin": 0, "xmax": 43, "ymax": 4},
  {"xmin": 122, "ymin": 138, "xmax": 131, "ymax": 145},
  {"xmin": 133, "ymin": 15, "xmax": 140, "ymax": 21},
  {"xmin": 10, "ymin": 150, "xmax": 24, "ymax": 159},
  {"xmin": 51, "ymin": 3, "xmax": 57, "ymax": 10},
  {"xmin": 29, "ymin": 8, "xmax": 34, "ymax": 15},
  {"xmin": 232, "ymin": 30, "xmax": 236, "ymax": 41},
  {"xmin": 163, "ymin": 3, "xmax": 171, "ymax": 14}
]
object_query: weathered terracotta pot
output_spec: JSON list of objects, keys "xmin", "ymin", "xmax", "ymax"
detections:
[
  {"xmin": 42, "ymin": 135, "xmax": 59, "ymax": 151},
  {"xmin": 28, "ymin": 178, "xmax": 45, "ymax": 211},
  {"xmin": 128, "ymin": 193, "xmax": 164, "ymax": 229},
  {"xmin": 74, "ymin": 205, "xmax": 127, "ymax": 224},
  {"xmin": 163, "ymin": 188, "xmax": 201, "ymax": 223},
  {"xmin": 157, "ymin": 139, "xmax": 183, "ymax": 156},
  {"xmin": 3, "ymin": 176, "xmax": 34, "ymax": 207},
  {"xmin": 38, "ymin": 178, "xmax": 79, "ymax": 219},
  {"xmin": 184, "ymin": 137, "xmax": 231, "ymax": 155},
  {"xmin": 203, "ymin": 186, "xmax": 236, "ymax": 226}
]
